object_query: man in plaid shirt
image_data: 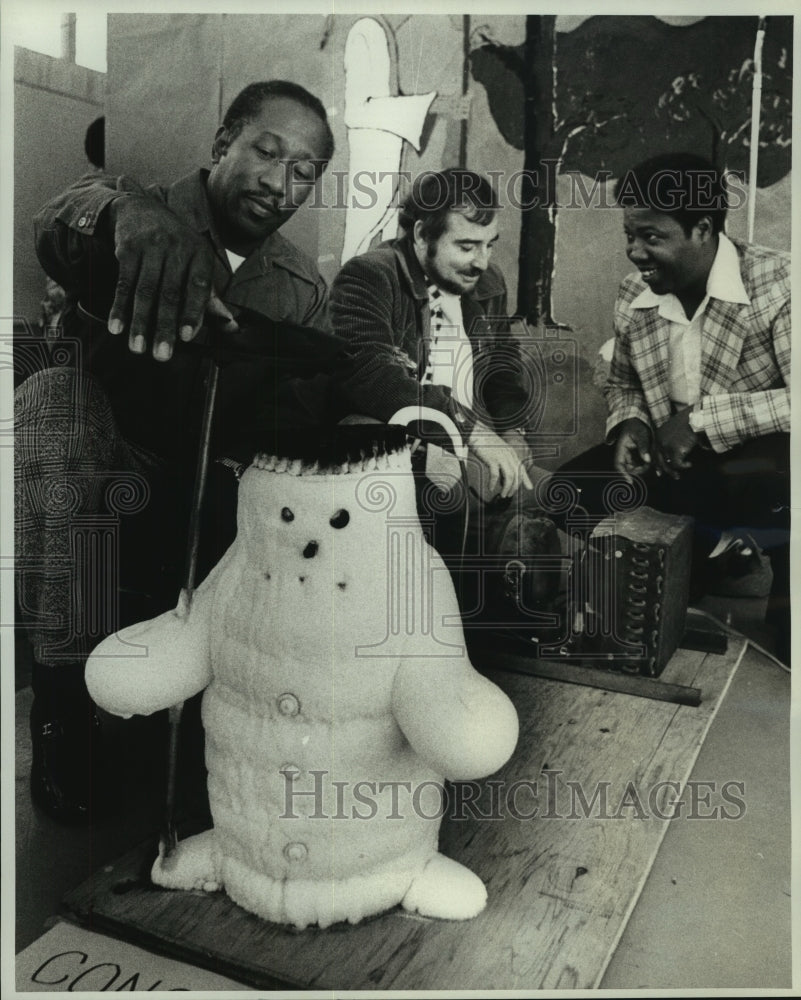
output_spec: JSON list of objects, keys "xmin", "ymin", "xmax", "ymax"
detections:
[{"xmin": 564, "ymin": 152, "xmax": 790, "ymax": 662}]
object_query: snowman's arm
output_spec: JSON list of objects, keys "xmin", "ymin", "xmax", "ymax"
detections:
[
  {"xmin": 86, "ymin": 545, "xmax": 233, "ymax": 718},
  {"xmin": 391, "ymin": 655, "xmax": 519, "ymax": 781}
]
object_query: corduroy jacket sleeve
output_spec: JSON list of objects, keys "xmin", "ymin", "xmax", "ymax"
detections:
[{"xmin": 330, "ymin": 251, "xmax": 470, "ymax": 429}]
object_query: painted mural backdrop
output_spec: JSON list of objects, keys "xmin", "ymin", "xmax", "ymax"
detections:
[
  {"xmin": 469, "ymin": 15, "xmax": 791, "ymax": 179},
  {"xmin": 17, "ymin": 11, "xmax": 791, "ymax": 452},
  {"xmin": 557, "ymin": 15, "xmax": 791, "ymax": 185},
  {"xmin": 468, "ymin": 15, "xmax": 792, "ymax": 322}
]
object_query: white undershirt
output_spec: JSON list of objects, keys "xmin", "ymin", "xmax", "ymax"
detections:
[
  {"xmin": 225, "ymin": 249, "xmax": 246, "ymax": 273},
  {"xmin": 663, "ymin": 296, "xmax": 704, "ymax": 406}
]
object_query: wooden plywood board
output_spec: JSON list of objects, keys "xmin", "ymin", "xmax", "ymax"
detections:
[{"xmin": 61, "ymin": 640, "xmax": 746, "ymax": 991}]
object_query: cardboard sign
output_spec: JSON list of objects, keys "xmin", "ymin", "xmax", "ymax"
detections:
[{"xmin": 15, "ymin": 921, "xmax": 248, "ymax": 993}]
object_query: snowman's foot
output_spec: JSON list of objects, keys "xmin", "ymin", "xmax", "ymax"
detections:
[
  {"xmin": 151, "ymin": 829, "xmax": 220, "ymax": 892},
  {"xmin": 401, "ymin": 852, "xmax": 487, "ymax": 920}
]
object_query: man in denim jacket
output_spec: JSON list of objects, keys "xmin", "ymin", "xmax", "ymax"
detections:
[{"xmin": 17, "ymin": 80, "xmax": 338, "ymax": 823}]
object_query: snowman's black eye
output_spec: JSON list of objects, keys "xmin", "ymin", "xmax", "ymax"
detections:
[
  {"xmin": 281, "ymin": 507, "xmax": 294, "ymax": 522},
  {"xmin": 329, "ymin": 509, "xmax": 350, "ymax": 529}
]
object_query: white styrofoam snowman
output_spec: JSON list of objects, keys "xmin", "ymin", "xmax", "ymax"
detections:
[{"xmin": 86, "ymin": 428, "xmax": 518, "ymax": 929}]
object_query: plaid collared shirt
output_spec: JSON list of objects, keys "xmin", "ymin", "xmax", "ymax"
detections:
[{"xmin": 604, "ymin": 237, "xmax": 790, "ymax": 453}]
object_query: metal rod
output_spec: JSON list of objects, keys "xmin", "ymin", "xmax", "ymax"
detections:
[
  {"xmin": 161, "ymin": 354, "xmax": 221, "ymax": 859},
  {"xmin": 162, "ymin": 702, "xmax": 184, "ymax": 850},
  {"xmin": 473, "ymin": 645, "xmax": 702, "ymax": 707},
  {"xmin": 747, "ymin": 17, "xmax": 767, "ymax": 242},
  {"xmin": 459, "ymin": 15, "xmax": 470, "ymax": 169},
  {"xmin": 182, "ymin": 358, "xmax": 221, "ymax": 608}
]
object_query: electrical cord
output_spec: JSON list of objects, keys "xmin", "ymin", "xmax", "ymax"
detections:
[
  {"xmin": 388, "ymin": 405, "xmax": 472, "ymax": 606},
  {"xmin": 458, "ymin": 456, "xmax": 470, "ymax": 600},
  {"xmin": 687, "ymin": 605, "xmax": 790, "ymax": 673}
]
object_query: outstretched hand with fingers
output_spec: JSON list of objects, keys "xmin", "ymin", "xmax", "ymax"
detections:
[
  {"xmin": 106, "ymin": 195, "xmax": 237, "ymax": 360},
  {"xmin": 468, "ymin": 423, "xmax": 534, "ymax": 500}
]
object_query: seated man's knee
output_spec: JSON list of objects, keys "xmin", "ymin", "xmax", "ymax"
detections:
[
  {"xmin": 15, "ymin": 367, "xmax": 118, "ymax": 471},
  {"xmin": 338, "ymin": 413, "xmax": 384, "ymax": 425},
  {"xmin": 15, "ymin": 366, "xmax": 110, "ymax": 421}
]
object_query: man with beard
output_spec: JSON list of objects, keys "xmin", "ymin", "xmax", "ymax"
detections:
[{"xmin": 330, "ymin": 167, "xmax": 559, "ymax": 620}]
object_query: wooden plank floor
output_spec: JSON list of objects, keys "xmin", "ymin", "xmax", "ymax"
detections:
[{"xmin": 61, "ymin": 639, "xmax": 746, "ymax": 991}]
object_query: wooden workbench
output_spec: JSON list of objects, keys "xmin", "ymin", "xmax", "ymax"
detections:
[{"xmin": 62, "ymin": 639, "xmax": 746, "ymax": 991}]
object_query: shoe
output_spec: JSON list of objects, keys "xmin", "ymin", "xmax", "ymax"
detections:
[
  {"xmin": 29, "ymin": 694, "xmax": 104, "ymax": 825},
  {"xmin": 706, "ymin": 535, "xmax": 772, "ymax": 598}
]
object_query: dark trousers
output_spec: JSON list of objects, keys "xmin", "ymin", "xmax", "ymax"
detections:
[
  {"xmin": 15, "ymin": 366, "xmax": 238, "ymax": 820},
  {"xmin": 556, "ymin": 433, "xmax": 789, "ymax": 531}
]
